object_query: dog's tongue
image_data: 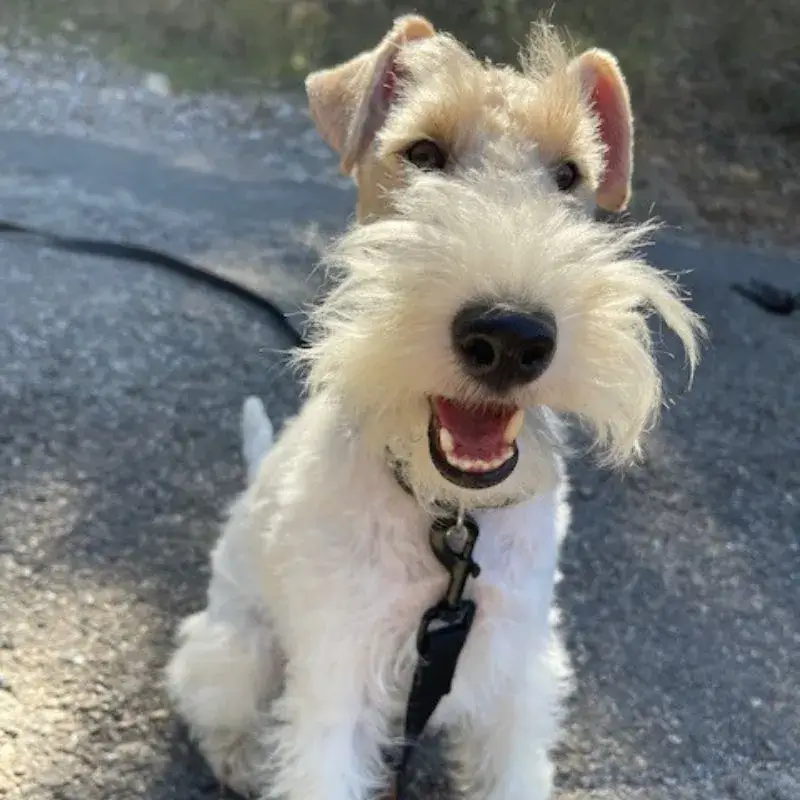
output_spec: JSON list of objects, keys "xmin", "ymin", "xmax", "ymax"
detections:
[{"xmin": 432, "ymin": 397, "xmax": 517, "ymax": 460}]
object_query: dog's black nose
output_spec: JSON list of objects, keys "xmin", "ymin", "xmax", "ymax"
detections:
[{"xmin": 452, "ymin": 303, "xmax": 557, "ymax": 391}]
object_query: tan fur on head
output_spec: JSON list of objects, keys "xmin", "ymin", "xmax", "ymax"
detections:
[{"xmin": 305, "ymin": 18, "xmax": 636, "ymax": 219}]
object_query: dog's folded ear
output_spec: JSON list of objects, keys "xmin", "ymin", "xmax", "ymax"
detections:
[
  {"xmin": 305, "ymin": 15, "xmax": 435, "ymax": 175},
  {"xmin": 570, "ymin": 49, "xmax": 634, "ymax": 213}
]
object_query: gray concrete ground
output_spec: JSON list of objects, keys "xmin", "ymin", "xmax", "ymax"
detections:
[{"xmin": 0, "ymin": 41, "xmax": 798, "ymax": 800}]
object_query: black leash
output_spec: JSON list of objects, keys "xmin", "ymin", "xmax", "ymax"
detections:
[
  {"xmin": 387, "ymin": 455, "xmax": 484, "ymax": 798},
  {"xmin": 0, "ymin": 219, "xmax": 308, "ymax": 348},
  {"xmin": 732, "ymin": 279, "xmax": 799, "ymax": 316},
  {"xmin": 393, "ymin": 513, "xmax": 481, "ymax": 798}
]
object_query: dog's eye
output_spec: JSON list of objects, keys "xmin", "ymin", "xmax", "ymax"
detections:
[
  {"xmin": 404, "ymin": 140, "xmax": 448, "ymax": 171},
  {"xmin": 553, "ymin": 161, "xmax": 581, "ymax": 192}
]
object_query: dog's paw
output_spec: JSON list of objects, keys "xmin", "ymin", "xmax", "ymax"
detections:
[{"xmin": 241, "ymin": 396, "xmax": 273, "ymax": 485}]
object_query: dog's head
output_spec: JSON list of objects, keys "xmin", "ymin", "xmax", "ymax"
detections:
[{"xmin": 300, "ymin": 20, "xmax": 704, "ymax": 510}]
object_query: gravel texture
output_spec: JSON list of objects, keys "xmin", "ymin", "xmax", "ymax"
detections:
[{"xmin": 0, "ymin": 42, "xmax": 798, "ymax": 800}]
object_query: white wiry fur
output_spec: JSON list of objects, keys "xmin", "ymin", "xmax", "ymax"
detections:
[{"xmin": 166, "ymin": 27, "xmax": 704, "ymax": 800}]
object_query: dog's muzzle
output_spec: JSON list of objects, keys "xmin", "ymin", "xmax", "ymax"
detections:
[{"xmin": 422, "ymin": 302, "xmax": 555, "ymax": 491}]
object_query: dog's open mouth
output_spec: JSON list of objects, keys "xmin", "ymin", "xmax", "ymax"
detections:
[{"xmin": 428, "ymin": 396, "xmax": 521, "ymax": 489}]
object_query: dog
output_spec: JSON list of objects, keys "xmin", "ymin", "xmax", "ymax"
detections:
[{"xmin": 165, "ymin": 16, "xmax": 704, "ymax": 800}]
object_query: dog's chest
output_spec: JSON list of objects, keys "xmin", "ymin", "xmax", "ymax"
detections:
[
  {"xmin": 374, "ymin": 507, "xmax": 551, "ymax": 645},
  {"xmin": 370, "ymin": 516, "xmax": 553, "ymax": 722}
]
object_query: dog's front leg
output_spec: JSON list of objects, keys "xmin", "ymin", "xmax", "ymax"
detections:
[
  {"xmin": 448, "ymin": 656, "xmax": 566, "ymax": 800},
  {"xmin": 450, "ymin": 709, "xmax": 555, "ymax": 800},
  {"xmin": 267, "ymin": 636, "xmax": 387, "ymax": 800}
]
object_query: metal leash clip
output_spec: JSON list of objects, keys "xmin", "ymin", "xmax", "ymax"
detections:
[{"xmin": 428, "ymin": 514, "xmax": 481, "ymax": 609}]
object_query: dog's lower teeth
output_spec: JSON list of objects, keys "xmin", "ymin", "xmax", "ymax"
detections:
[{"xmin": 443, "ymin": 450, "xmax": 513, "ymax": 473}]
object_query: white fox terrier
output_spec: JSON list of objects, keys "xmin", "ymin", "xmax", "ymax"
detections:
[{"xmin": 165, "ymin": 16, "xmax": 704, "ymax": 800}]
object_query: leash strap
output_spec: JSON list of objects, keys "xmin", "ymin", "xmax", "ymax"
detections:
[
  {"xmin": 731, "ymin": 279, "xmax": 798, "ymax": 316},
  {"xmin": 394, "ymin": 514, "xmax": 481, "ymax": 798},
  {"xmin": 0, "ymin": 219, "xmax": 308, "ymax": 347}
]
